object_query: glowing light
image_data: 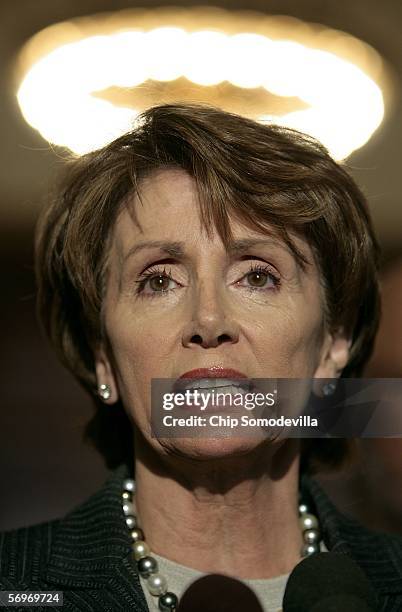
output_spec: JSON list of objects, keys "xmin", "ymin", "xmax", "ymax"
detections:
[
  {"xmin": 106, "ymin": 32, "xmax": 149, "ymax": 88},
  {"xmin": 146, "ymin": 28, "xmax": 187, "ymax": 81},
  {"xmin": 226, "ymin": 34, "xmax": 274, "ymax": 88},
  {"xmin": 184, "ymin": 31, "xmax": 229, "ymax": 86},
  {"xmin": 16, "ymin": 10, "xmax": 388, "ymax": 158}
]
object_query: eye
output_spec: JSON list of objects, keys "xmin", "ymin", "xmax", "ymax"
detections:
[
  {"xmin": 135, "ymin": 265, "xmax": 179, "ymax": 297},
  {"xmin": 237, "ymin": 263, "xmax": 281, "ymax": 291}
]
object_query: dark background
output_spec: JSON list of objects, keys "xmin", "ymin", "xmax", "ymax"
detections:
[{"xmin": 1, "ymin": 0, "xmax": 401, "ymax": 532}]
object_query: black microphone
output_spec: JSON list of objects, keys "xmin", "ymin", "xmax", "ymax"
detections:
[
  {"xmin": 283, "ymin": 552, "xmax": 377, "ymax": 612},
  {"xmin": 177, "ymin": 574, "xmax": 264, "ymax": 612}
]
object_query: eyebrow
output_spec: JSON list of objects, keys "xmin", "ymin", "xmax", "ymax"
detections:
[
  {"xmin": 123, "ymin": 240, "xmax": 186, "ymax": 263},
  {"xmin": 227, "ymin": 238, "xmax": 291, "ymax": 255},
  {"xmin": 122, "ymin": 238, "xmax": 294, "ymax": 263}
]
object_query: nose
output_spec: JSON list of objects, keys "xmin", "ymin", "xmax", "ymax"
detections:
[{"xmin": 182, "ymin": 280, "xmax": 240, "ymax": 349}]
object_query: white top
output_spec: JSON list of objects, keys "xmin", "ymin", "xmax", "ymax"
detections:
[{"xmin": 138, "ymin": 541, "xmax": 328, "ymax": 612}]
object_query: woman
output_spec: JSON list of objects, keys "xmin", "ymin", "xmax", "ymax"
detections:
[{"xmin": 1, "ymin": 103, "xmax": 401, "ymax": 612}]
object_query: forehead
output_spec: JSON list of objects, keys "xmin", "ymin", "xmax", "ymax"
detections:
[
  {"xmin": 110, "ymin": 167, "xmax": 314, "ymax": 265},
  {"xmin": 125, "ymin": 167, "xmax": 200, "ymax": 236}
]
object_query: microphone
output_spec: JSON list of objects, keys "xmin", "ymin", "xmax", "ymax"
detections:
[
  {"xmin": 177, "ymin": 574, "xmax": 264, "ymax": 612},
  {"xmin": 283, "ymin": 552, "xmax": 377, "ymax": 612}
]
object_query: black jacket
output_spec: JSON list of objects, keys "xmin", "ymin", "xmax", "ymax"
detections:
[{"xmin": 1, "ymin": 463, "xmax": 402, "ymax": 611}]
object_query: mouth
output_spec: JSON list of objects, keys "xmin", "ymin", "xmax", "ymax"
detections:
[
  {"xmin": 173, "ymin": 367, "xmax": 254, "ymax": 394},
  {"xmin": 173, "ymin": 377, "xmax": 254, "ymax": 394}
]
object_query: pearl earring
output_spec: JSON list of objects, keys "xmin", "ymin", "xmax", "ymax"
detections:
[
  {"xmin": 322, "ymin": 381, "xmax": 337, "ymax": 397},
  {"xmin": 99, "ymin": 383, "xmax": 111, "ymax": 401}
]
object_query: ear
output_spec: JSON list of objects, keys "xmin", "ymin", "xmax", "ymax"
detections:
[
  {"xmin": 313, "ymin": 328, "xmax": 352, "ymax": 379},
  {"xmin": 94, "ymin": 344, "xmax": 119, "ymax": 404}
]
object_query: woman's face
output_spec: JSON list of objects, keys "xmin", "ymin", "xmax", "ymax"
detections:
[{"xmin": 96, "ymin": 168, "xmax": 349, "ymax": 459}]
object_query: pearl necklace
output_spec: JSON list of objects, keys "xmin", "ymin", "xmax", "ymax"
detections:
[{"xmin": 122, "ymin": 478, "xmax": 322, "ymax": 611}]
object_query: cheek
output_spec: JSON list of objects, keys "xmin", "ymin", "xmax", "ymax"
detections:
[
  {"xmin": 104, "ymin": 305, "xmax": 178, "ymax": 421},
  {"xmin": 246, "ymin": 299, "xmax": 324, "ymax": 376},
  {"xmin": 108, "ymin": 302, "xmax": 175, "ymax": 368}
]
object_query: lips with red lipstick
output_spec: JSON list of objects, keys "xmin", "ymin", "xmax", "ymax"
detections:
[{"xmin": 172, "ymin": 367, "xmax": 254, "ymax": 394}]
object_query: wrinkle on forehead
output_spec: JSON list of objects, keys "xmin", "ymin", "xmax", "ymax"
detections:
[{"xmin": 114, "ymin": 167, "xmax": 315, "ymax": 269}]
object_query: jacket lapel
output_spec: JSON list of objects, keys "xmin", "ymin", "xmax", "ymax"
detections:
[
  {"xmin": 42, "ymin": 464, "xmax": 149, "ymax": 611},
  {"xmin": 302, "ymin": 474, "xmax": 402, "ymax": 596}
]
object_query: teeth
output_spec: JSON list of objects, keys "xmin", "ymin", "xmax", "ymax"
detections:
[{"xmin": 178, "ymin": 378, "xmax": 252, "ymax": 393}]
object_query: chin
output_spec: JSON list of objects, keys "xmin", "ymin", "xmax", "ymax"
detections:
[{"xmin": 158, "ymin": 434, "xmax": 269, "ymax": 461}]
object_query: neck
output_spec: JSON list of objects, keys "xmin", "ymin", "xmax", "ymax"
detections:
[{"xmin": 132, "ymin": 433, "xmax": 303, "ymax": 579}]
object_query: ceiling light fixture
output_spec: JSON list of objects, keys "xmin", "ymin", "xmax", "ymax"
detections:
[{"xmin": 15, "ymin": 7, "xmax": 391, "ymax": 159}]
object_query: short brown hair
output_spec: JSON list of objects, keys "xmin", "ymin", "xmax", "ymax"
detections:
[{"xmin": 35, "ymin": 103, "xmax": 381, "ymax": 470}]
